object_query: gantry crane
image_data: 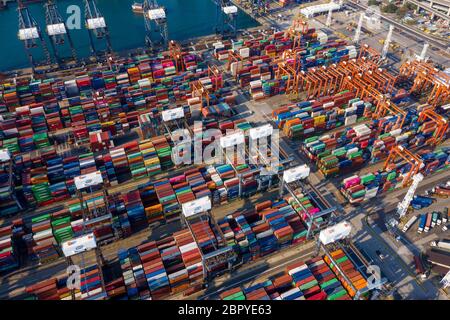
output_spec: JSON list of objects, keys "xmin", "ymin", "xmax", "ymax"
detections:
[
  {"xmin": 275, "ymin": 50, "xmax": 302, "ymax": 99},
  {"xmin": 358, "ymin": 44, "xmax": 382, "ymax": 66},
  {"xmin": 227, "ymin": 50, "xmax": 244, "ymax": 79},
  {"xmin": 190, "ymin": 66, "xmax": 223, "ymax": 107},
  {"xmin": 169, "ymin": 40, "xmax": 184, "ymax": 72},
  {"xmin": 17, "ymin": 0, "xmax": 51, "ymax": 69},
  {"xmin": 143, "ymin": 0, "xmax": 168, "ymax": 49},
  {"xmin": 397, "ymin": 60, "xmax": 450, "ymax": 107},
  {"xmin": 384, "ymin": 145, "xmax": 423, "ymax": 187},
  {"xmin": 213, "ymin": 0, "xmax": 238, "ymax": 38},
  {"xmin": 418, "ymin": 108, "xmax": 449, "ymax": 146},
  {"xmin": 84, "ymin": 0, "xmax": 112, "ymax": 54},
  {"xmin": 372, "ymin": 97, "xmax": 407, "ymax": 129},
  {"xmin": 208, "ymin": 65, "xmax": 223, "ymax": 90},
  {"xmin": 44, "ymin": 0, "xmax": 77, "ymax": 63},
  {"xmin": 284, "ymin": 17, "xmax": 309, "ymax": 50}
]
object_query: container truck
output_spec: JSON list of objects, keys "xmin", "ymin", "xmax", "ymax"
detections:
[
  {"xmin": 413, "ymin": 255, "xmax": 427, "ymax": 280},
  {"xmin": 402, "ymin": 215, "xmax": 418, "ymax": 233},
  {"xmin": 431, "ymin": 186, "xmax": 450, "ymax": 198},
  {"xmin": 431, "ymin": 212, "xmax": 438, "ymax": 228},
  {"xmin": 443, "ymin": 208, "xmax": 448, "ymax": 224},
  {"xmin": 431, "ymin": 240, "xmax": 450, "ymax": 252},
  {"xmin": 424, "ymin": 213, "xmax": 432, "ymax": 233},
  {"xmin": 418, "ymin": 214, "xmax": 427, "ymax": 234},
  {"xmin": 411, "ymin": 196, "xmax": 435, "ymax": 210},
  {"xmin": 436, "ymin": 212, "xmax": 442, "ymax": 226}
]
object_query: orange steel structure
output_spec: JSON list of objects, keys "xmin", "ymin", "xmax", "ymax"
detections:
[
  {"xmin": 275, "ymin": 50, "xmax": 302, "ymax": 98},
  {"xmin": 418, "ymin": 108, "xmax": 449, "ymax": 146},
  {"xmin": 384, "ymin": 145, "xmax": 423, "ymax": 187},
  {"xmin": 290, "ymin": 46, "xmax": 395, "ymax": 100},
  {"xmin": 168, "ymin": 40, "xmax": 185, "ymax": 72},
  {"xmin": 358, "ymin": 44, "xmax": 382, "ymax": 65},
  {"xmin": 285, "ymin": 17, "xmax": 309, "ymax": 49},
  {"xmin": 272, "ymin": 44, "xmax": 415, "ymax": 126},
  {"xmin": 226, "ymin": 50, "xmax": 244, "ymax": 79},
  {"xmin": 397, "ymin": 60, "xmax": 450, "ymax": 107},
  {"xmin": 208, "ymin": 65, "xmax": 223, "ymax": 90},
  {"xmin": 190, "ymin": 80, "xmax": 210, "ymax": 107},
  {"xmin": 190, "ymin": 66, "xmax": 222, "ymax": 107}
]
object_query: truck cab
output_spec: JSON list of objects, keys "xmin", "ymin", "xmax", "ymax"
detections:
[
  {"xmin": 431, "ymin": 212, "xmax": 438, "ymax": 228},
  {"xmin": 418, "ymin": 214, "xmax": 427, "ymax": 234},
  {"xmin": 424, "ymin": 213, "xmax": 432, "ymax": 233},
  {"xmin": 436, "ymin": 212, "xmax": 442, "ymax": 226}
]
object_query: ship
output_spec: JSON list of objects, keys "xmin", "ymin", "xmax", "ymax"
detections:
[{"xmin": 131, "ymin": 2, "xmax": 144, "ymax": 14}]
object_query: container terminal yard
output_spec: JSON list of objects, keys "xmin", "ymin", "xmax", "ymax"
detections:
[{"xmin": 0, "ymin": 0, "xmax": 449, "ymax": 303}]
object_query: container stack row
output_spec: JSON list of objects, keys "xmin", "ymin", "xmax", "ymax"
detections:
[
  {"xmin": 219, "ymin": 255, "xmax": 355, "ymax": 300},
  {"xmin": 340, "ymin": 147, "xmax": 450, "ymax": 204},
  {"xmin": 0, "ymin": 224, "xmax": 19, "ymax": 272},
  {"xmin": 272, "ymin": 93, "xmax": 371, "ymax": 139},
  {"xmin": 323, "ymin": 249, "xmax": 368, "ymax": 298},
  {"xmin": 217, "ymin": 198, "xmax": 308, "ymax": 262}
]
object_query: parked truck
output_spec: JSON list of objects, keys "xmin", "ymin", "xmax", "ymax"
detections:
[
  {"xmin": 431, "ymin": 212, "xmax": 438, "ymax": 228},
  {"xmin": 431, "ymin": 186, "xmax": 450, "ymax": 198},
  {"xmin": 402, "ymin": 215, "xmax": 418, "ymax": 233},
  {"xmin": 430, "ymin": 239, "xmax": 450, "ymax": 252},
  {"xmin": 443, "ymin": 208, "xmax": 448, "ymax": 224},
  {"xmin": 411, "ymin": 196, "xmax": 435, "ymax": 210},
  {"xmin": 413, "ymin": 255, "xmax": 427, "ymax": 280},
  {"xmin": 436, "ymin": 212, "xmax": 442, "ymax": 226},
  {"xmin": 418, "ymin": 214, "xmax": 427, "ymax": 233},
  {"xmin": 424, "ymin": 213, "xmax": 432, "ymax": 233}
]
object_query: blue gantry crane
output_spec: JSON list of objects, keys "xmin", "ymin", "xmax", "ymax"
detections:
[
  {"xmin": 84, "ymin": 0, "xmax": 112, "ymax": 54},
  {"xmin": 44, "ymin": 0, "xmax": 77, "ymax": 63},
  {"xmin": 213, "ymin": 0, "xmax": 238, "ymax": 38},
  {"xmin": 17, "ymin": 0, "xmax": 51, "ymax": 68},
  {"xmin": 143, "ymin": 0, "xmax": 168, "ymax": 49}
]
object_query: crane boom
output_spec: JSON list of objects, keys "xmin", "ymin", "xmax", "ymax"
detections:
[{"xmin": 397, "ymin": 173, "xmax": 424, "ymax": 218}]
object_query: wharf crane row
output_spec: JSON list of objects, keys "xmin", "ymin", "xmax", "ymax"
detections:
[{"xmin": 398, "ymin": 60, "xmax": 450, "ymax": 107}]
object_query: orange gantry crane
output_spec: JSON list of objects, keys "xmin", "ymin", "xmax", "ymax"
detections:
[
  {"xmin": 275, "ymin": 49, "xmax": 302, "ymax": 99},
  {"xmin": 190, "ymin": 80, "xmax": 210, "ymax": 107},
  {"xmin": 397, "ymin": 59, "xmax": 450, "ymax": 107},
  {"xmin": 190, "ymin": 65, "xmax": 223, "ymax": 107},
  {"xmin": 208, "ymin": 65, "xmax": 223, "ymax": 91},
  {"xmin": 373, "ymin": 98, "xmax": 407, "ymax": 129},
  {"xmin": 226, "ymin": 50, "xmax": 244, "ymax": 79},
  {"xmin": 358, "ymin": 44, "xmax": 382, "ymax": 66},
  {"xmin": 169, "ymin": 40, "xmax": 185, "ymax": 72},
  {"xmin": 418, "ymin": 108, "xmax": 449, "ymax": 146},
  {"xmin": 284, "ymin": 17, "xmax": 309, "ymax": 50},
  {"xmin": 384, "ymin": 145, "xmax": 423, "ymax": 187}
]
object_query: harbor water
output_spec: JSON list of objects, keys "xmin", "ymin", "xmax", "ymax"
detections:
[{"xmin": 0, "ymin": 0, "xmax": 259, "ymax": 71}]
